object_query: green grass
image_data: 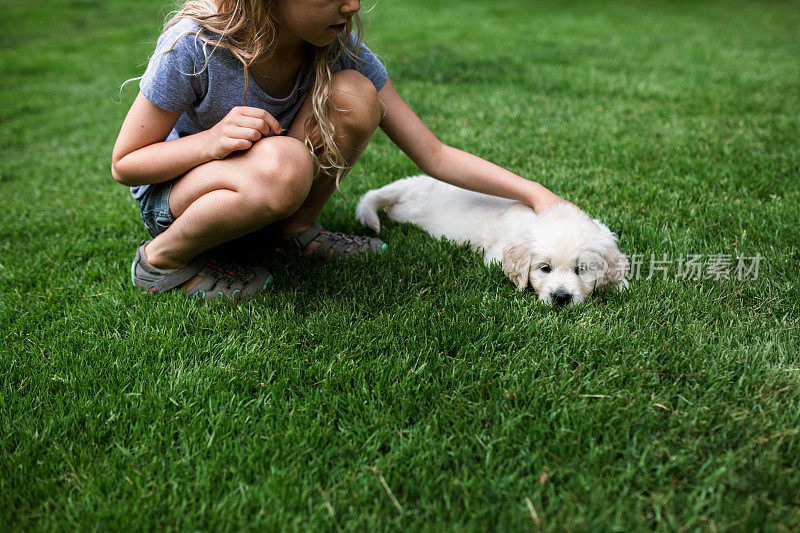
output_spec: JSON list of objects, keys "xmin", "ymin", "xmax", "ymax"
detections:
[{"xmin": 2, "ymin": 0, "xmax": 799, "ymax": 529}]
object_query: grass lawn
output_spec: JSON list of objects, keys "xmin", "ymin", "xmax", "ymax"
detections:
[{"xmin": 2, "ymin": 0, "xmax": 799, "ymax": 529}]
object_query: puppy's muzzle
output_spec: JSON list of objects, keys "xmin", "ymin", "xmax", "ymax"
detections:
[{"xmin": 551, "ymin": 289, "xmax": 573, "ymax": 308}]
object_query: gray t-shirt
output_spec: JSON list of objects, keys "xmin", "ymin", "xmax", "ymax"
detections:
[{"xmin": 131, "ymin": 18, "xmax": 388, "ymax": 200}]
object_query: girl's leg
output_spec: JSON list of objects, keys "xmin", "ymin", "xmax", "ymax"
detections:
[
  {"xmin": 144, "ymin": 69, "xmax": 380, "ymax": 269},
  {"xmin": 278, "ymin": 69, "xmax": 382, "ymax": 239},
  {"xmin": 145, "ymin": 135, "xmax": 315, "ymax": 269}
]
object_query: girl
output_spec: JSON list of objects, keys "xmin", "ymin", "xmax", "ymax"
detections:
[{"xmin": 112, "ymin": 0, "xmax": 571, "ymax": 301}]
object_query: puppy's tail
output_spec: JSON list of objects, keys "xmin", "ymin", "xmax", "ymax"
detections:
[{"xmin": 355, "ymin": 182, "xmax": 406, "ymax": 233}]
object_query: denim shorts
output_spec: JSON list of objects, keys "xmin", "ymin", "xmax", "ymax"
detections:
[{"xmin": 135, "ymin": 181, "xmax": 175, "ymax": 238}]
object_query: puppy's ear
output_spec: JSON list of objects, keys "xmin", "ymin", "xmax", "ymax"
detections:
[
  {"xmin": 502, "ymin": 244, "xmax": 533, "ymax": 291},
  {"xmin": 598, "ymin": 246, "xmax": 629, "ymax": 291},
  {"xmin": 589, "ymin": 219, "xmax": 629, "ymax": 291}
]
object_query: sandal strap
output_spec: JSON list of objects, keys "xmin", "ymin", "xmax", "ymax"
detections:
[
  {"xmin": 134, "ymin": 241, "xmax": 204, "ymax": 292},
  {"xmin": 283, "ymin": 221, "xmax": 323, "ymax": 250},
  {"xmin": 151, "ymin": 262, "xmax": 204, "ymax": 292},
  {"xmin": 313, "ymin": 237, "xmax": 338, "ymax": 257}
]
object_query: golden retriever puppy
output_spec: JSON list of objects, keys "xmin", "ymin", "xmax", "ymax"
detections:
[{"xmin": 356, "ymin": 175, "xmax": 628, "ymax": 306}]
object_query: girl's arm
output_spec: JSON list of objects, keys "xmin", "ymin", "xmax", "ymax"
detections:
[
  {"xmin": 111, "ymin": 93, "xmax": 281, "ymax": 186},
  {"xmin": 377, "ymin": 79, "xmax": 571, "ymax": 213}
]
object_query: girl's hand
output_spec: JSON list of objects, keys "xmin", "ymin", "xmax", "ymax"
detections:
[
  {"xmin": 531, "ymin": 185, "xmax": 579, "ymax": 214},
  {"xmin": 204, "ymin": 106, "xmax": 282, "ymax": 160}
]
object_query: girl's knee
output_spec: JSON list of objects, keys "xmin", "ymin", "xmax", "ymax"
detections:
[
  {"xmin": 249, "ymin": 136, "xmax": 314, "ymax": 175},
  {"xmin": 243, "ymin": 137, "xmax": 314, "ymax": 215},
  {"xmin": 330, "ymin": 70, "xmax": 382, "ymax": 136}
]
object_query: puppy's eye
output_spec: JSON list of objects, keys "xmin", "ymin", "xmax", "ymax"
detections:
[
  {"xmin": 574, "ymin": 266, "xmax": 585, "ymax": 275},
  {"xmin": 540, "ymin": 264, "xmax": 551, "ymax": 273}
]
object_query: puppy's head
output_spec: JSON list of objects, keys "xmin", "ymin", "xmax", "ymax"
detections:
[{"xmin": 502, "ymin": 204, "xmax": 628, "ymax": 307}]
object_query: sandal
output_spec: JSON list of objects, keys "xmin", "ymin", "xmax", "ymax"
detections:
[
  {"xmin": 131, "ymin": 241, "xmax": 273, "ymax": 301},
  {"xmin": 276, "ymin": 222, "xmax": 387, "ymax": 259}
]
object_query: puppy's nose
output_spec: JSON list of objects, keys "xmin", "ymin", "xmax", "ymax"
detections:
[{"xmin": 551, "ymin": 290, "xmax": 572, "ymax": 307}]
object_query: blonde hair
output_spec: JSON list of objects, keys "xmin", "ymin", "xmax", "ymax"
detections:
[{"xmin": 164, "ymin": 0, "xmax": 365, "ymax": 187}]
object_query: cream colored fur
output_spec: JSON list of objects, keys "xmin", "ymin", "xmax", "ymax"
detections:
[{"xmin": 356, "ymin": 175, "xmax": 629, "ymax": 306}]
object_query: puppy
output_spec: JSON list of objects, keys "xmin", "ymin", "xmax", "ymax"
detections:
[{"xmin": 356, "ymin": 175, "xmax": 629, "ymax": 307}]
